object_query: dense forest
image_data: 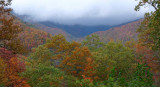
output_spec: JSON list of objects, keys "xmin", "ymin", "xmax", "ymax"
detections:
[{"xmin": 0, "ymin": 0, "xmax": 160, "ymax": 87}]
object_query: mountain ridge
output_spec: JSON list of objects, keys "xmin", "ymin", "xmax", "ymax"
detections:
[
  {"xmin": 93, "ymin": 19, "xmax": 143, "ymax": 42},
  {"xmin": 13, "ymin": 12, "xmax": 142, "ymax": 38}
]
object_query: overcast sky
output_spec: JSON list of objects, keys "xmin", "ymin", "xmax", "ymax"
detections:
[{"xmin": 11, "ymin": 0, "xmax": 154, "ymax": 26}]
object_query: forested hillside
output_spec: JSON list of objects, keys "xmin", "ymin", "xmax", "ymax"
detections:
[
  {"xmin": 14, "ymin": 18, "xmax": 52, "ymax": 51},
  {"xmin": 30, "ymin": 23, "xmax": 80, "ymax": 41},
  {"xmin": 14, "ymin": 14, "xmax": 82, "ymax": 41},
  {"xmin": 38, "ymin": 21, "xmax": 112, "ymax": 37},
  {"xmin": 0, "ymin": 0, "xmax": 159, "ymax": 87},
  {"xmin": 93, "ymin": 19, "xmax": 143, "ymax": 42}
]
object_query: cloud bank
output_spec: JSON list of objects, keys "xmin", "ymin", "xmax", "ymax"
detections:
[{"xmin": 11, "ymin": 0, "xmax": 153, "ymax": 25}]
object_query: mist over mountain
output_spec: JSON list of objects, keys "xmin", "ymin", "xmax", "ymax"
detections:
[
  {"xmin": 1, "ymin": 0, "xmax": 159, "ymax": 86},
  {"xmin": 11, "ymin": 0, "xmax": 154, "ymax": 38},
  {"xmin": 11, "ymin": 0, "xmax": 154, "ymax": 26},
  {"xmin": 14, "ymin": 13, "xmax": 141, "ymax": 38},
  {"xmin": 39, "ymin": 21, "xmax": 112, "ymax": 37}
]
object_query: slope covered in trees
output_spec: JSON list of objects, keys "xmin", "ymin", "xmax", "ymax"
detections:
[
  {"xmin": 10, "ymin": 17, "xmax": 52, "ymax": 51},
  {"xmin": 0, "ymin": 0, "xmax": 159, "ymax": 87},
  {"xmin": 31, "ymin": 23, "xmax": 79, "ymax": 41},
  {"xmin": 14, "ymin": 11, "xmax": 144, "ymax": 42},
  {"xmin": 18, "ymin": 23, "xmax": 52, "ymax": 51},
  {"xmin": 93, "ymin": 19, "xmax": 143, "ymax": 42},
  {"xmin": 0, "ymin": 14, "xmax": 52, "ymax": 51},
  {"xmin": 14, "ymin": 13, "xmax": 81, "ymax": 41}
]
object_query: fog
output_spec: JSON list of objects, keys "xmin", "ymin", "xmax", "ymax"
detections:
[{"xmin": 11, "ymin": 0, "xmax": 154, "ymax": 25}]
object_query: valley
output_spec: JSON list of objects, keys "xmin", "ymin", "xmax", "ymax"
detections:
[
  {"xmin": 15, "ymin": 13, "xmax": 143, "ymax": 43},
  {"xmin": 0, "ymin": 0, "xmax": 159, "ymax": 87}
]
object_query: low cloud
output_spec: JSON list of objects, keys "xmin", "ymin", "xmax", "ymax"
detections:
[{"xmin": 11, "ymin": 0, "xmax": 154, "ymax": 25}]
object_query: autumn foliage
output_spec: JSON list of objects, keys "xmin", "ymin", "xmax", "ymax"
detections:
[
  {"xmin": 0, "ymin": 48, "xmax": 30, "ymax": 87},
  {"xmin": 0, "ymin": 0, "xmax": 30, "ymax": 86},
  {"xmin": 0, "ymin": 0, "xmax": 27, "ymax": 54},
  {"xmin": 45, "ymin": 35, "xmax": 95, "ymax": 78},
  {"xmin": 0, "ymin": 0, "xmax": 159, "ymax": 87},
  {"xmin": 18, "ymin": 24, "xmax": 51, "ymax": 51}
]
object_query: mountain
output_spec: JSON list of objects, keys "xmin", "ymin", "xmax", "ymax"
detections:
[
  {"xmin": 28, "ymin": 22, "xmax": 80, "ymax": 41},
  {"xmin": 12, "ymin": 13, "xmax": 112, "ymax": 38},
  {"xmin": 13, "ymin": 17, "xmax": 52, "ymax": 50},
  {"xmin": 13, "ymin": 13, "xmax": 143, "ymax": 42},
  {"xmin": 93, "ymin": 19, "xmax": 143, "ymax": 42},
  {"xmin": 0, "ymin": 14, "xmax": 51, "ymax": 50},
  {"xmin": 40, "ymin": 21, "xmax": 112, "ymax": 37},
  {"xmin": 17, "ymin": 17, "xmax": 141, "ymax": 40},
  {"xmin": 13, "ymin": 13, "xmax": 78, "ymax": 41}
]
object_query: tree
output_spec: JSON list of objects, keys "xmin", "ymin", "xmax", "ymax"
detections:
[
  {"xmin": 0, "ymin": 57, "xmax": 6, "ymax": 85},
  {"xmin": 76, "ymin": 63, "xmax": 155, "ymax": 87},
  {"xmin": 135, "ymin": 0, "xmax": 160, "ymax": 51},
  {"xmin": 0, "ymin": 0, "xmax": 26, "ymax": 54},
  {"xmin": 0, "ymin": 48, "xmax": 29, "ymax": 87},
  {"xmin": 83, "ymin": 34, "xmax": 105, "ymax": 51},
  {"xmin": 45, "ymin": 35, "xmax": 95, "ymax": 78},
  {"xmin": 135, "ymin": 1, "xmax": 160, "ymax": 85},
  {"xmin": 135, "ymin": 0, "xmax": 159, "ymax": 12},
  {"xmin": 0, "ymin": 2, "xmax": 28, "ymax": 85},
  {"xmin": 59, "ymin": 46, "xmax": 93, "ymax": 77},
  {"xmin": 45, "ymin": 34, "xmax": 80, "ymax": 55},
  {"xmin": 18, "ymin": 27, "xmax": 52, "ymax": 51},
  {"xmin": 4, "ymin": 57, "xmax": 30, "ymax": 87},
  {"xmin": 24, "ymin": 45, "xmax": 66, "ymax": 87},
  {"xmin": 22, "ymin": 64, "xmax": 65, "ymax": 87},
  {"xmin": 93, "ymin": 41, "xmax": 135, "ymax": 81},
  {"xmin": 45, "ymin": 34, "xmax": 81, "ymax": 64},
  {"xmin": 28, "ymin": 45, "xmax": 52, "ymax": 66}
]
